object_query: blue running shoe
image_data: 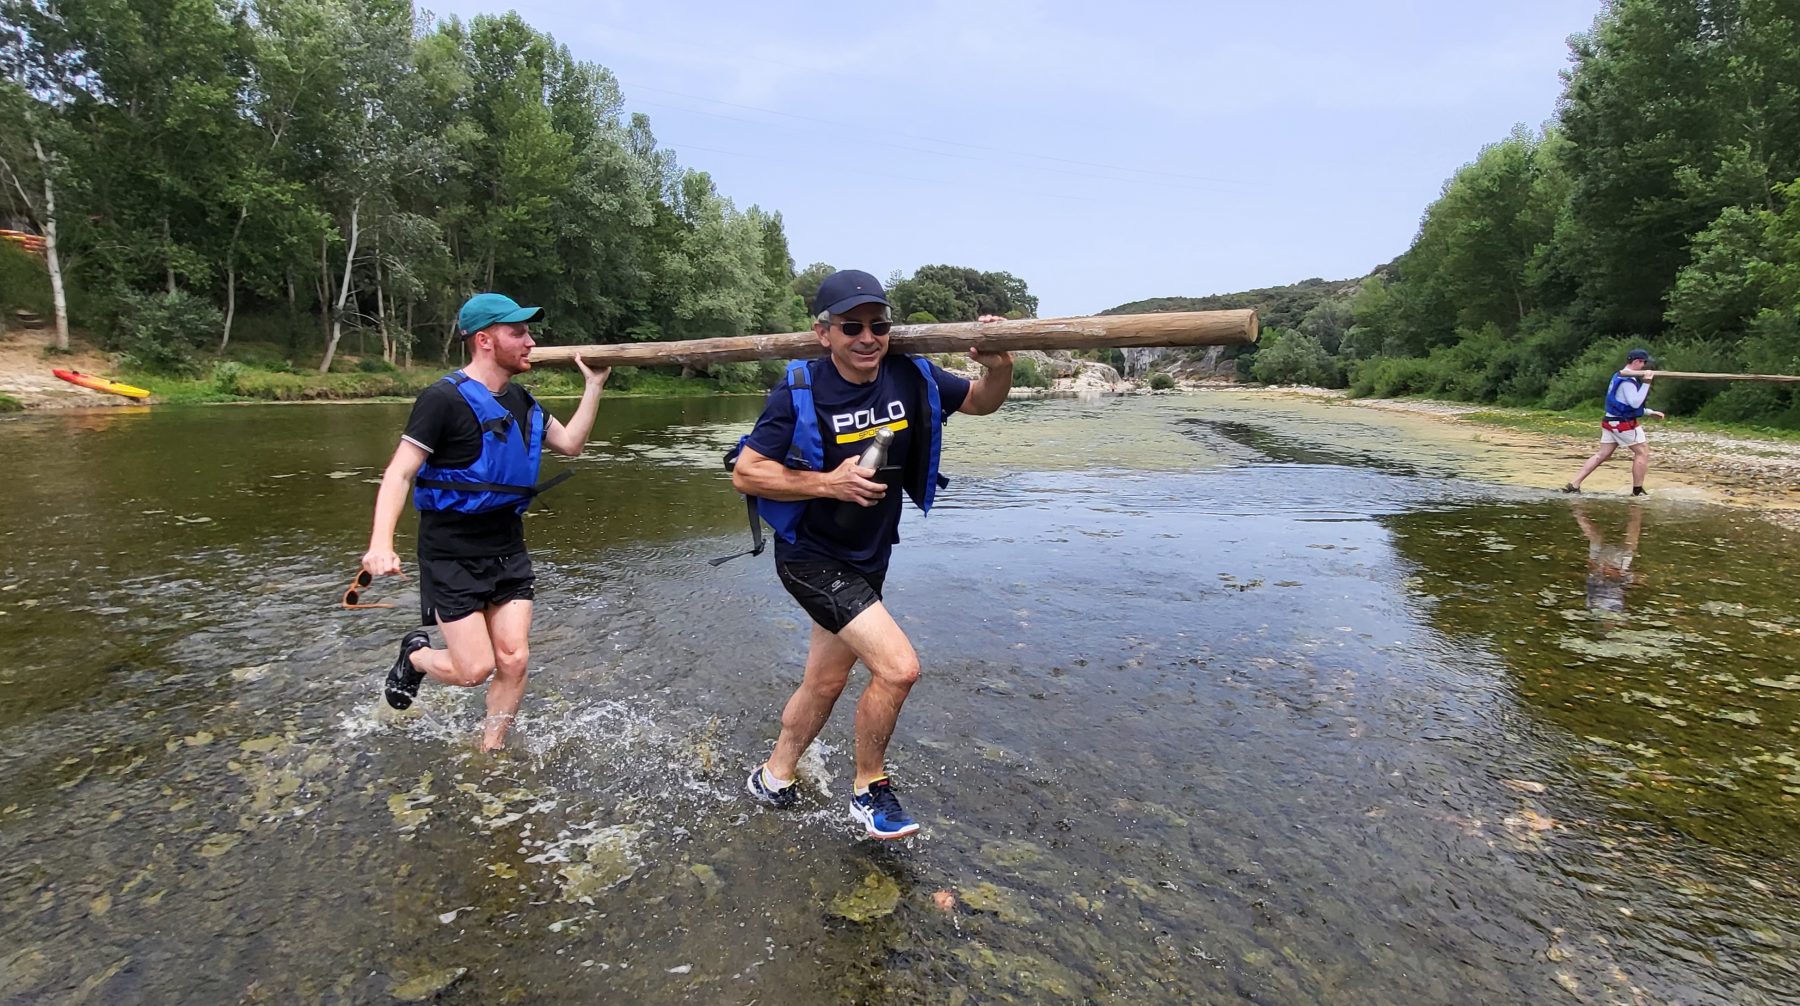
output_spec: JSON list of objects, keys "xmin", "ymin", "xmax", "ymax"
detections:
[
  {"xmin": 849, "ymin": 777, "xmax": 919, "ymax": 840},
  {"xmin": 746, "ymin": 766, "xmax": 799, "ymax": 809},
  {"xmin": 383, "ymin": 629, "xmax": 431, "ymax": 710}
]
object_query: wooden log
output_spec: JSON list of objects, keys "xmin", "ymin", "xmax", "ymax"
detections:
[
  {"xmin": 1640, "ymin": 370, "xmax": 1800, "ymax": 383},
  {"xmin": 527, "ymin": 310, "xmax": 1259, "ymax": 368}
]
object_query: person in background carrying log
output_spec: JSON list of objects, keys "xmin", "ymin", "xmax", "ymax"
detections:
[
  {"xmin": 362, "ymin": 293, "xmax": 609, "ymax": 750},
  {"xmin": 731, "ymin": 269, "xmax": 1011, "ymax": 839},
  {"xmin": 1562, "ymin": 348, "xmax": 1664, "ymax": 496}
]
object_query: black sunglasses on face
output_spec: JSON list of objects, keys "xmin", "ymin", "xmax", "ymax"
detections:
[{"xmin": 833, "ymin": 320, "xmax": 892, "ymax": 338}]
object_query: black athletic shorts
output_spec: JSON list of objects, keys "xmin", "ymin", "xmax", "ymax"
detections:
[
  {"xmin": 418, "ymin": 552, "xmax": 535, "ymax": 626},
  {"xmin": 775, "ymin": 555, "xmax": 887, "ymax": 634}
]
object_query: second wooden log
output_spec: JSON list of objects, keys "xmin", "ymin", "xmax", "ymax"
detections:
[{"xmin": 1639, "ymin": 370, "xmax": 1800, "ymax": 383}]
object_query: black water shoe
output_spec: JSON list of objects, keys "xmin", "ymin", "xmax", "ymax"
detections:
[
  {"xmin": 384, "ymin": 629, "xmax": 431, "ymax": 710},
  {"xmin": 1631, "ymin": 486, "xmax": 1649, "ymax": 496},
  {"xmin": 747, "ymin": 766, "xmax": 799, "ymax": 809},
  {"xmin": 1559, "ymin": 483, "xmax": 1581, "ymax": 494}
]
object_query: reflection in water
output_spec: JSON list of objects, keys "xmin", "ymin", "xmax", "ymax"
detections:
[
  {"xmin": 1575, "ymin": 502, "xmax": 1643, "ymax": 613},
  {"xmin": 1, "ymin": 395, "xmax": 1797, "ymax": 1003}
]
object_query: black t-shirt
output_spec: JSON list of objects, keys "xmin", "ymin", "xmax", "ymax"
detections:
[
  {"xmin": 744, "ymin": 356, "xmax": 970, "ymax": 572},
  {"xmin": 401, "ymin": 377, "xmax": 540, "ymax": 559}
]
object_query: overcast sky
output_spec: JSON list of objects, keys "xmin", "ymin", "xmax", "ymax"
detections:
[{"xmin": 424, "ymin": 0, "xmax": 1603, "ymax": 316}]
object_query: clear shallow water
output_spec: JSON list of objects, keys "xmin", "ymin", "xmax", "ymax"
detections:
[{"xmin": 1, "ymin": 393, "xmax": 1796, "ymax": 1004}]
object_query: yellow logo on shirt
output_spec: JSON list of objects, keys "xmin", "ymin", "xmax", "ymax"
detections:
[{"xmin": 836, "ymin": 419, "xmax": 908, "ymax": 444}]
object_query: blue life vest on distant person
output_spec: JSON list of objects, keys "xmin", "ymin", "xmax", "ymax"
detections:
[
  {"xmin": 413, "ymin": 371, "xmax": 553, "ymax": 515},
  {"xmin": 1604, "ymin": 373, "xmax": 1646, "ymax": 420},
  {"xmin": 712, "ymin": 356, "xmax": 948, "ymax": 564}
]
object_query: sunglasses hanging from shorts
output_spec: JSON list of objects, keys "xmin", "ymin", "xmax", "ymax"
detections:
[
  {"xmin": 342, "ymin": 569, "xmax": 397, "ymax": 609},
  {"xmin": 833, "ymin": 320, "xmax": 892, "ymax": 337}
]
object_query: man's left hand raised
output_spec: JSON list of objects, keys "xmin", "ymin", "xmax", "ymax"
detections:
[{"xmin": 574, "ymin": 355, "xmax": 611, "ymax": 391}]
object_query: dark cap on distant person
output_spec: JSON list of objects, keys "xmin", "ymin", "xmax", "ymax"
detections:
[
  {"xmin": 457, "ymin": 292, "xmax": 543, "ymax": 338},
  {"xmin": 812, "ymin": 269, "xmax": 890, "ymax": 318},
  {"xmin": 1626, "ymin": 348, "xmax": 1653, "ymax": 364}
]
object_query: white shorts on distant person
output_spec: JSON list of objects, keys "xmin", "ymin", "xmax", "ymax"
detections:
[{"xmin": 1600, "ymin": 423, "xmax": 1647, "ymax": 446}]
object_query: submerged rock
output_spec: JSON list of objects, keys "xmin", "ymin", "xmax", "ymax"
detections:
[
  {"xmin": 959, "ymin": 881, "xmax": 1037, "ymax": 925},
  {"xmin": 392, "ymin": 967, "xmax": 467, "ymax": 1001},
  {"xmin": 198, "ymin": 833, "xmax": 242, "ymax": 858},
  {"xmin": 977, "ymin": 838, "xmax": 1049, "ymax": 872},
  {"xmin": 557, "ymin": 824, "xmax": 644, "ymax": 902},
  {"xmin": 688, "ymin": 863, "xmax": 721, "ymax": 892},
  {"xmin": 949, "ymin": 944, "xmax": 1080, "ymax": 998},
  {"xmin": 830, "ymin": 871, "xmax": 900, "ymax": 923}
]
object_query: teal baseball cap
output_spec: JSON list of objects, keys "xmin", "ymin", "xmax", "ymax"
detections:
[{"xmin": 456, "ymin": 292, "xmax": 543, "ymax": 338}]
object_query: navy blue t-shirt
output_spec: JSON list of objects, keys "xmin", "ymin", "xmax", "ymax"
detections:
[{"xmin": 744, "ymin": 356, "xmax": 970, "ymax": 572}]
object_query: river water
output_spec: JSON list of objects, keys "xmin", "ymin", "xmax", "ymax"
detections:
[{"xmin": 1, "ymin": 391, "xmax": 1796, "ymax": 1004}]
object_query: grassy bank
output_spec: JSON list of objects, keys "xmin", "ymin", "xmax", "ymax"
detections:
[
  {"xmin": 1453, "ymin": 405, "xmax": 1800, "ymax": 445},
  {"xmin": 127, "ymin": 361, "xmax": 746, "ymax": 404}
]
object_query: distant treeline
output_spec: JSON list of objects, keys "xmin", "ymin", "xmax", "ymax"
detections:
[
  {"xmin": 0, "ymin": 0, "xmax": 1034, "ymax": 379},
  {"xmin": 1121, "ymin": 0, "xmax": 1800, "ymax": 427}
]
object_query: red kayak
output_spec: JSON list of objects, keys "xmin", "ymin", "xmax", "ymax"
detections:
[{"xmin": 52, "ymin": 369, "xmax": 152, "ymax": 399}]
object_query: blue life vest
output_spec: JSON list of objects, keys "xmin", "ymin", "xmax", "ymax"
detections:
[
  {"xmin": 1604, "ymin": 373, "xmax": 1646, "ymax": 420},
  {"xmin": 413, "ymin": 372, "xmax": 550, "ymax": 515},
  {"xmin": 713, "ymin": 356, "xmax": 947, "ymax": 564}
]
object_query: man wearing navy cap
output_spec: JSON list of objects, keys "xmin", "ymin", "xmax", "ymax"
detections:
[
  {"xmin": 361, "ymin": 292, "xmax": 609, "ymax": 750},
  {"xmin": 1562, "ymin": 347, "xmax": 1664, "ymax": 496},
  {"xmin": 733, "ymin": 269, "xmax": 1013, "ymax": 839}
]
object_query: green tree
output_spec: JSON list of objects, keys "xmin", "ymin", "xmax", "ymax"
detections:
[
  {"xmin": 1557, "ymin": 0, "xmax": 1800, "ymax": 336},
  {"xmin": 1250, "ymin": 328, "xmax": 1343, "ymax": 387},
  {"xmin": 0, "ymin": 8, "xmax": 81, "ymax": 349},
  {"xmin": 1666, "ymin": 205, "xmax": 1776, "ymax": 338},
  {"xmin": 889, "ymin": 264, "xmax": 1038, "ymax": 321},
  {"xmin": 792, "ymin": 261, "xmax": 834, "ymax": 314}
]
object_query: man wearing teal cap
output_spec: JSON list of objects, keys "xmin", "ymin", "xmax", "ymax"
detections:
[{"xmin": 361, "ymin": 292, "xmax": 609, "ymax": 750}]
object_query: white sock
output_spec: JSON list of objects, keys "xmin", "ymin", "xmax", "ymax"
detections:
[{"xmin": 760, "ymin": 767, "xmax": 793, "ymax": 791}]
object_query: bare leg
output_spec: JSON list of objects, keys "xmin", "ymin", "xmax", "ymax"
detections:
[
  {"xmin": 1629, "ymin": 443, "xmax": 1649, "ymax": 488},
  {"xmin": 396, "ymin": 609, "xmax": 531, "ymax": 750},
  {"xmin": 833, "ymin": 602, "xmax": 921, "ymax": 790},
  {"xmin": 409, "ymin": 613, "xmax": 498, "ymax": 688},
  {"xmin": 478, "ymin": 599, "xmax": 533, "ymax": 751},
  {"xmin": 1568, "ymin": 443, "xmax": 1617, "ymax": 489},
  {"xmin": 765, "ymin": 624, "xmax": 857, "ymax": 781}
]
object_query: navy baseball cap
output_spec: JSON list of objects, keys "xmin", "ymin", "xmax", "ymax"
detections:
[
  {"xmin": 812, "ymin": 269, "xmax": 890, "ymax": 317},
  {"xmin": 457, "ymin": 293, "xmax": 543, "ymax": 338},
  {"xmin": 1626, "ymin": 348, "xmax": 1653, "ymax": 363}
]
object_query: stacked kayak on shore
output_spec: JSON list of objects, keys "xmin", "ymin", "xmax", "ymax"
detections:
[{"xmin": 52, "ymin": 369, "xmax": 151, "ymax": 400}]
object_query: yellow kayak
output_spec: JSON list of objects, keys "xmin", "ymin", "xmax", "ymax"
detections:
[{"xmin": 53, "ymin": 369, "xmax": 152, "ymax": 399}]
